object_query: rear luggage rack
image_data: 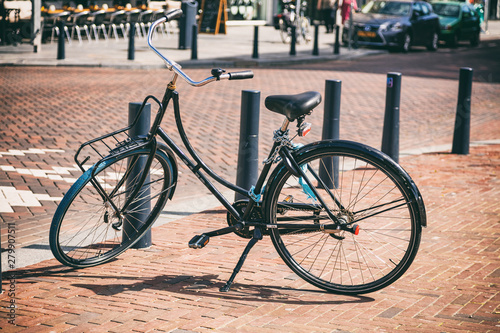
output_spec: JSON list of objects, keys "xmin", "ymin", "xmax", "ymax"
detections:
[{"xmin": 74, "ymin": 95, "xmax": 163, "ymax": 173}]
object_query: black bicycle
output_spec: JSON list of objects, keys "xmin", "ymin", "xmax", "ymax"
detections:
[
  {"xmin": 49, "ymin": 9, "xmax": 426, "ymax": 294},
  {"xmin": 274, "ymin": 0, "xmax": 312, "ymax": 44}
]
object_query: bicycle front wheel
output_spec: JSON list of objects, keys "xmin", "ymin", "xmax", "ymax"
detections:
[
  {"xmin": 50, "ymin": 146, "xmax": 176, "ymax": 268},
  {"xmin": 298, "ymin": 17, "xmax": 311, "ymax": 44},
  {"xmin": 265, "ymin": 141, "xmax": 423, "ymax": 294}
]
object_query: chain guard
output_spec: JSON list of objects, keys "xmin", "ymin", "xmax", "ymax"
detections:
[{"xmin": 227, "ymin": 201, "xmax": 265, "ymax": 239}]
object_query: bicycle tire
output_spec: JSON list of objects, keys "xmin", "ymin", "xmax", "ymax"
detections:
[
  {"xmin": 279, "ymin": 19, "xmax": 291, "ymax": 44},
  {"xmin": 299, "ymin": 16, "xmax": 311, "ymax": 44},
  {"xmin": 50, "ymin": 146, "xmax": 176, "ymax": 268},
  {"xmin": 265, "ymin": 140, "xmax": 423, "ymax": 294}
]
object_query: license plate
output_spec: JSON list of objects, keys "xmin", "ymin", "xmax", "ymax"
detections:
[{"xmin": 358, "ymin": 31, "xmax": 376, "ymax": 38}]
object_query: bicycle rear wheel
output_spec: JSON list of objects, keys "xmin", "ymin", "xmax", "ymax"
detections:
[
  {"xmin": 50, "ymin": 146, "xmax": 175, "ymax": 268},
  {"xmin": 265, "ymin": 141, "xmax": 423, "ymax": 294},
  {"xmin": 279, "ymin": 19, "xmax": 291, "ymax": 43}
]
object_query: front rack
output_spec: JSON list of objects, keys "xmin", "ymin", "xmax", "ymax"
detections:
[{"xmin": 74, "ymin": 95, "xmax": 163, "ymax": 173}]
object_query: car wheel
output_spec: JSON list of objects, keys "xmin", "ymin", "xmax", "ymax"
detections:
[
  {"xmin": 427, "ymin": 32, "xmax": 438, "ymax": 51},
  {"xmin": 470, "ymin": 31, "xmax": 480, "ymax": 47},
  {"xmin": 401, "ymin": 33, "xmax": 411, "ymax": 53}
]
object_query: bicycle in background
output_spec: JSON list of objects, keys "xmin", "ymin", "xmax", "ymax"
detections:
[{"xmin": 273, "ymin": 0, "xmax": 312, "ymax": 44}]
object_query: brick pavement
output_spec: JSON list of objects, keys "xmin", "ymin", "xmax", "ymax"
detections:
[
  {"xmin": 0, "ymin": 39, "xmax": 500, "ymax": 330},
  {"xmin": 0, "ymin": 65, "xmax": 499, "ymax": 273},
  {"xmin": 1, "ymin": 65, "xmax": 499, "ymax": 223},
  {"xmin": 0, "ymin": 143, "xmax": 498, "ymax": 332}
]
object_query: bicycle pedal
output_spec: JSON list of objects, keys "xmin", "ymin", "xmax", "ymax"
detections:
[{"xmin": 188, "ymin": 234, "xmax": 210, "ymax": 249}]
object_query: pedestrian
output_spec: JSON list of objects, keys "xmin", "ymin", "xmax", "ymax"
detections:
[
  {"xmin": 341, "ymin": 0, "xmax": 358, "ymax": 25},
  {"xmin": 317, "ymin": 0, "xmax": 338, "ymax": 33}
]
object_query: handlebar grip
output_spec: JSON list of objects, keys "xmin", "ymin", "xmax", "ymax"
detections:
[
  {"xmin": 228, "ymin": 71, "xmax": 254, "ymax": 80},
  {"xmin": 165, "ymin": 9, "xmax": 183, "ymax": 22}
]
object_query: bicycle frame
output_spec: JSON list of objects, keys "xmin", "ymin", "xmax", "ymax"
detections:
[
  {"xmin": 152, "ymin": 80, "xmax": 349, "ymax": 232},
  {"xmin": 72, "ymin": 12, "xmax": 347, "ymax": 236},
  {"xmin": 74, "ymin": 73, "xmax": 349, "ymax": 241},
  {"xmin": 154, "ymin": 82, "xmax": 287, "ymax": 228}
]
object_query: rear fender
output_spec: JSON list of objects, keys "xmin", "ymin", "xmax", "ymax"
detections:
[{"xmin": 263, "ymin": 140, "xmax": 427, "ymax": 227}]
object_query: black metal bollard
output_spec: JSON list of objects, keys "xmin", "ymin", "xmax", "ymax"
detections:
[
  {"xmin": 319, "ymin": 80, "xmax": 341, "ymax": 188},
  {"xmin": 381, "ymin": 72, "xmax": 402, "ymax": 163},
  {"xmin": 290, "ymin": 26, "xmax": 296, "ymax": 56},
  {"xmin": 179, "ymin": 0, "xmax": 198, "ymax": 49},
  {"xmin": 124, "ymin": 102, "xmax": 152, "ymax": 248},
  {"xmin": 191, "ymin": 24, "xmax": 198, "ymax": 60},
  {"xmin": 252, "ymin": 26, "xmax": 259, "ymax": 59},
  {"xmin": 128, "ymin": 24, "xmax": 135, "ymax": 60},
  {"xmin": 334, "ymin": 25, "xmax": 340, "ymax": 54},
  {"xmin": 312, "ymin": 24, "xmax": 319, "ymax": 56},
  {"xmin": 235, "ymin": 90, "xmax": 260, "ymax": 201},
  {"xmin": 57, "ymin": 20, "xmax": 65, "ymax": 60},
  {"xmin": 451, "ymin": 67, "xmax": 473, "ymax": 155}
]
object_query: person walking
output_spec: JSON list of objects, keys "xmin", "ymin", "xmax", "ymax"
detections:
[
  {"xmin": 341, "ymin": 0, "xmax": 358, "ymax": 25},
  {"xmin": 317, "ymin": 0, "xmax": 337, "ymax": 33}
]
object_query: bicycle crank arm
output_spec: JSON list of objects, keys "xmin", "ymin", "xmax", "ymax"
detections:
[
  {"xmin": 188, "ymin": 223, "xmax": 245, "ymax": 249},
  {"xmin": 204, "ymin": 223, "xmax": 244, "ymax": 237}
]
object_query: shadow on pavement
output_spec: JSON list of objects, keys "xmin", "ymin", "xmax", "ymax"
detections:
[
  {"xmin": 9, "ymin": 262, "xmax": 375, "ymax": 305},
  {"xmin": 72, "ymin": 273, "xmax": 376, "ymax": 305}
]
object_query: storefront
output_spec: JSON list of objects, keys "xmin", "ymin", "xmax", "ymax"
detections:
[
  {"xmin": 225, "ymin": 0, "xmax": 314, "ymax": 26},
  {"xmin": 226, "ymin": 0, "xmax": 273, "ymax": 24}
]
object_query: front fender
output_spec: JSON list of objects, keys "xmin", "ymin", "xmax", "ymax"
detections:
[{"xmin": 157, "ymin": 141, "xmax": 178, "ymax": 200}]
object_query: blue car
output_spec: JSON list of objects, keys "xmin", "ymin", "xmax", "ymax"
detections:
[{"xmin": 342, "ymin": 0, "xmax": 440, "ymax": 52}]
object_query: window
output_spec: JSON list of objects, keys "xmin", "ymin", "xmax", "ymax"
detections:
[
  {"xmin": 363, "ymin": 1, "xmax": 412, "ymax": 16},
  {"xmin": 412, "ymin": 2, "xmax": 423, "ymax": 16},
  {"xmin": 462, "ymin": 5, "xmax": 471, "ymax": 18},
  {"xmin": 432, "ymin": 3, "xmax": 460, "ymax": 17},
  {"xmin": 421, "ymin": 2, "xmax": 429, "ymax": 15}
]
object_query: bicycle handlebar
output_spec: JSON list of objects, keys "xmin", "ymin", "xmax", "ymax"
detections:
[
  {"xmin": 228, "ymin": 71, "xmax": 254, "ymax": 80},
  {"xmin": 147, "ymin": 9, "xmax": 254, "ymax": 87}
]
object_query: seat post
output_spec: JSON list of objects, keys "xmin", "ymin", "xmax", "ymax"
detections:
[{"xmin": 280, "ymin": 118, "xmax": 290, "ymax": 132}]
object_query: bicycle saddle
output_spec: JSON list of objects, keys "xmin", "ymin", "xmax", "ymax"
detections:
[{"xmin": 265, "ymin": 91, "xmax": 321, "ymax": 122}]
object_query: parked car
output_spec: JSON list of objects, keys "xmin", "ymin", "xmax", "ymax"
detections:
[
  {"xmin": 431, "ymin": 1, "xmax": 481, "ymax": 47},
  {"xmin": 342, "ymin": 0, "xmax": 440, "ymax": 52}
]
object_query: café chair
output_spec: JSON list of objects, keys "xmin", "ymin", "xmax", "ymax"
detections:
[
  {"xmin": 125, "ymin": 9, "xmax": 142, "ymax": 39},
  {"xmin": 151, "ymin": 9, "xmax": 167, "ymax": 38},
  {"xmin": 42, "ymin": 11, "xmax": 72, "ymax": 44},
  {"xmin": 67, "ymin": 11, "xmax": 91, "ymax": 44},
  {"xmin": 89, "ymin": 10, "xmax": 108, "ymax": 41},
  {"xmin": 106, "ymin": 10, "xmax": 127, "ymax": 41},
  {"xmin": 138, "ymin": 9, "xmax": 154, "ymax": 37}
]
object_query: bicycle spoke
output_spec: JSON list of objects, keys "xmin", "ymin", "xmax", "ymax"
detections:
[
  {"xmin": 52, "ymin": 149, "xmax": 173, "ymax": 266},
  {"xmin": 269, "ymin": 146, "xmax": 421, "ymax": 294}
]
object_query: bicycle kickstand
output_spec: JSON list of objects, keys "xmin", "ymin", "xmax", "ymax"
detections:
[{"xmin": 220, "ymin": 227, "xmax": 263, "ymax": 292}]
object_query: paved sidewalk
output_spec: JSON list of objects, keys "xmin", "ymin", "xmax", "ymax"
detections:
[
  {"xmin": 0, "ymin": 24, "xmax": 383, "ymax": 69},
  {"xmin": 0, "ymin": 143, "xmax": 499, "ymax": 332},
  {"xmin": 1, "ymin": 20, "xmax": 499, "ymax": 69}
]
